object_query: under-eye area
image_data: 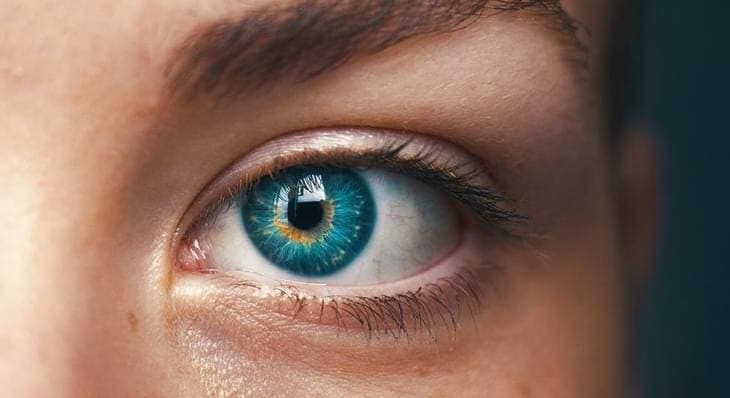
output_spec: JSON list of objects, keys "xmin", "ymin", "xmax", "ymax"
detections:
[{"xmin": 172, "ymin": 129, "xmax": 526, "ymax": 341}]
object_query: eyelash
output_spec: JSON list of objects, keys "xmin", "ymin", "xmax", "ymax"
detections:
[
  {"xmin": 201, "ymin": 264, "xmax": 501, "ymax": 342},
  {"xmin": 176, "ymin": 134, "xmax": 525, "ymax": 340},
  {"xmin": 186, "ymin": 141, "xmax": 526, "ymax": 236}
]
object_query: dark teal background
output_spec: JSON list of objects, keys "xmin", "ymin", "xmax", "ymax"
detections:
[{"xmin": 639, "ymin": 1, "xmax": 729, "ymax": 396}]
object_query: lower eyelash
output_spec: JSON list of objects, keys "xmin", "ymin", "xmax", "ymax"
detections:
[{"xmin": 205, "ymin": 264, "xmax": 501, "ymax": 342}]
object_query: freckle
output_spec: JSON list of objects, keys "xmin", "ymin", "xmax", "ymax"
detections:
[
  {"xmin": 413, "ymin": 366, "xmax": 430, "ymax": 378},
  {"xmin": 127, "ymin": 311, "xmax": 139, "ymax": 333},
  {"xmin": 517, "ymin": 382, "xmax": 533, "ymax": 397}
]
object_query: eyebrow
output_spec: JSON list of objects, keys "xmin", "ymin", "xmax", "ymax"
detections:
[{"xmin": 166, "ymin": 0, "xmax": 580, "ymax": 101}]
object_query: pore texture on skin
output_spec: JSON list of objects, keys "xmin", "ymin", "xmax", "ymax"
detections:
[{"xmin": 167, "ymin": 0, "xmax": 579, "ymax": 99}]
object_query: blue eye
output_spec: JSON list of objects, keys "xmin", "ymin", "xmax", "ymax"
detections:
[
  {"xmin": 199, "ymin": 165, "xmax": 462, "ymax": 286},
  {"xmin": 241, "ymin": 167, "xmax": 376, "ymax": 277},
  {"xmin": 177, "ymin": 133, "xmax": 526, "ymax": 338}
]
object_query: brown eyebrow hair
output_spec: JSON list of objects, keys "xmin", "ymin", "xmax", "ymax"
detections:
[{"xmin": 166, "ymin": 0, "xmax": 580, "ymax": 101}]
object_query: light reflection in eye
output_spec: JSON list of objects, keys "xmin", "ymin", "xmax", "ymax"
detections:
[
  {"xmin": 242, "ymin": 167, "xmax": 376, "ymax": 277},
  {"xmin": 205, "ymin": 167, "xmax": 461, "ymax": 285},
  {"xmin": 174, "ymin": 130, "xmax": 526, "ymax": 335}
]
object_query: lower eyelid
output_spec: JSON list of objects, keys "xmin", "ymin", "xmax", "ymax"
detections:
[
  {"xmin": 171, "ymin": 128, "xmax": 516, "ymax": 343},
  {"xmin": 172, "ymin": 264, "xmax": 498, "ymax": 340},
  {"xmin": 170, "ymin": 264, "xmax": 504, "ymax": 383},
  {"xmin": 173, "ymin": 221, "xmax": 500, "ymax": 339}
]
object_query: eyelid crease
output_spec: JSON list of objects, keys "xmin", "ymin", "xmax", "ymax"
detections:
[
  {"xmin": 171, "ymin": 129, "xmax": 517, "ymax": 342},
  {"xmin": 184, "ymin": 130, "xmax": 527, "ymax": 240}
]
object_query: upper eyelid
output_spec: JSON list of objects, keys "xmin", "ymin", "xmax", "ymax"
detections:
[
  {"xmin": 176, "ymin": 128, "xmax": 527, "ymax": 242},
  {"xmin": 170, "ymin": 129, "xmax": 521, "ymax": 339}
]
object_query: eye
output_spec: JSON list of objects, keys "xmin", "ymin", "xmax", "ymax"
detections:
[
  {"xmin": 175, "ymin": 129, "xmax": 525, "ymax": 335},
  {"xmin": 202, "ymin": 166, "xmax": 460, "ymax": 285}
]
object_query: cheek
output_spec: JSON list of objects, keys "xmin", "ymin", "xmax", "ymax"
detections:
[
  {"xmin": 481, "ymin": 231, "xmax": 627, "ymax": 397},
  {"xmin": 168, "ymin": 240, "xmax": 627, "ymax": 398}
]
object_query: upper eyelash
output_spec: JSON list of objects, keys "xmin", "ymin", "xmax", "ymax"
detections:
[
  {"xmin": 175, "ymin": 136, "xmax": 519, "ymax": 341},
  {"xmin": 190, "ymin": 140, "xmax": 527, "ymax": 236},
  {"xmin": 360, "ymin": 142, "xmax": 527, "ymax": 230}
]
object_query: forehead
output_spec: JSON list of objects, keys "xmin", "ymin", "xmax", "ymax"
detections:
[
  {"xmin": 0, "ymin": 1, "xmax": 615, "ymax": 296},
  {"xmin": 0, "ymin": 0, "xmax": 610, "ymax": 175},
  {"xmin": 1, "ymin": 0, "xmax": 606, "ymax": 99}
]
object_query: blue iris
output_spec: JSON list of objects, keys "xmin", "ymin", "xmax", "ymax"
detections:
[{"xmin": 241, "ymin": 167, "xmax": 376, "ymax": 277}]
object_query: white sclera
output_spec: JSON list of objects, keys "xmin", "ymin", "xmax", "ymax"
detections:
[{"xmin": 202, "ymin": 170, "xmax": 461, "ymax": 286}]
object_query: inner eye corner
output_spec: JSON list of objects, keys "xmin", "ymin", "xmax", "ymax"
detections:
[
  {"xmin": 172, "ymin": 130, "xmax": 514, "ymax": 295},
  {"xmin": 166, "ymin": 130, "xmax": 518, "ymax": 344}
]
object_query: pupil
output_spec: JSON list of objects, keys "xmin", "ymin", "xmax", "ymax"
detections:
[
  {"xmin": 287, "ymin": 199, "xmax": 325, "ymax": 230},
  {"xmin": 243, "ymin": 167, "xmax": 376, "ymax": 277}
]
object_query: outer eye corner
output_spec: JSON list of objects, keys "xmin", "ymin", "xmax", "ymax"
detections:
[{"xmin": 172, "ymin": 129, "xmax": 516, "ymax": 337}]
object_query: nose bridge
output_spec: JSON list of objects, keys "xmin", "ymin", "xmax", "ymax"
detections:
[
  {"xmin": 0, "ymin": 188, "xmax": 57, "ymax": 396},
  {"xmin": 0, "ymin": 11, "xmax": 84, "ymax": 392},
  {"xmin": 0, "ymin": 77, "xmax": 136, "ymax": 393},
  {"xmin": 0, "ymin": 92, "xmax": 168, "ymax": 395},
  {"xmin": 0, "ymin": 163, "xmax": 79, "ymax": 397},
  {"xmin": 0, "ymin": 268, "xmax": 79, "ymax": 398},
  {"xmin": 0, "ymin": 4, "xmax": 169, "ymax": 395}
]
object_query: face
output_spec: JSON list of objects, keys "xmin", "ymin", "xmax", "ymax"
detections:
[{"xmin": 0, "ymin": 0, "xmax": 649, "ymax": 396}]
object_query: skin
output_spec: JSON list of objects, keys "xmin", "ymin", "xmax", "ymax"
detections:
[{"xmin": 0, "ymin": 0, "xmax": 657, "ymax": 397}]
